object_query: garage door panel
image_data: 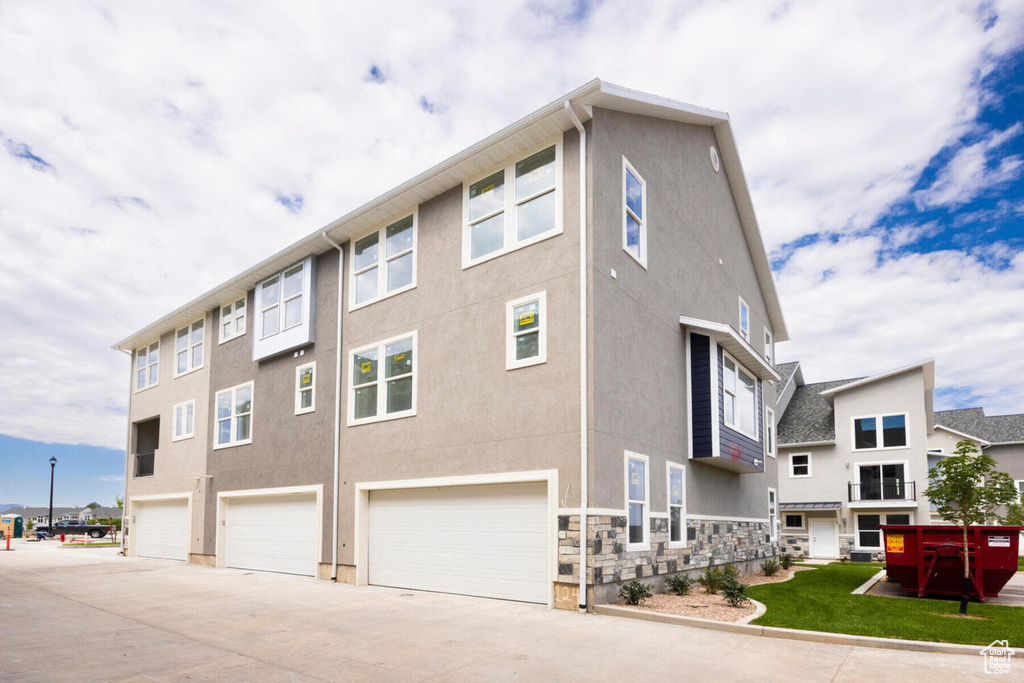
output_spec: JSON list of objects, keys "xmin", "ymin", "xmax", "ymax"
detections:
[
  {"xmin": 135, "ymin": 498, "xmax": 189, "ymax": 561},
  {"xmin": 368, "ymin": 482, "xmax": 549, "ymax": 603},
  {"xmin": 224, "ymin": 494, "xmax": 317, "ymax": 577}
]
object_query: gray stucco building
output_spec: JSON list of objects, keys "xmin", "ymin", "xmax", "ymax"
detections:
[{"xmin": 114, "ymin": 80, "xmax": 787, "ymax": 608}]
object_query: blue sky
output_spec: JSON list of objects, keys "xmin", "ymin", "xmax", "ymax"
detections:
[
  {"xmin": 0, "ymin": 2, "xmax": 1022, "ymax": 501},
  {"xmin": 0, "ymin": 435, "xmax": 123, "ymax": 508}
]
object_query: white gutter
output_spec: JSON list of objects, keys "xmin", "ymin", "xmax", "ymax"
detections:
[
  {"xmin": 118, "ymin": 348, "xmax": 133, "ymax": 555},
  {"xmin": 564, "ymin": 101, "xmax": 588, "ymax": 612},
  {"xmin": 321, "ymin": 231, "xmax": 345, "ymax": 582}
]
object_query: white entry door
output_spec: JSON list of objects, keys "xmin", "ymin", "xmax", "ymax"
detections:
[
  {"xmin": 368, "ymin": 482, "xmax": 549, "ymax": 603},
  {"xmin": 223, "ymin": 493, "xmax": 318, "ymax": 576},
  {"xmin": 810, "ymin": 520, "xmax": 838, "ymax": 558},
  {"xmin": 134, "ymin": 498, "xmax": 189, "ymax": 561}
]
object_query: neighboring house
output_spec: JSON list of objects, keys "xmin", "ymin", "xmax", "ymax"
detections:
[
  {"xmin": 776, "ymin": 360, "xmax": 1024, "ymax": 561},
  {"xmin": 776, "ymin": 360, "xmax": 936, "ymax": 561},
  {"xmin": 81, "ymin": 507, "xmax": 121, "ymax": 521},
  {"xmin": 112, "ymin": 79, "xmax": 788, "ymax": 608},
  {"xmin": 4, "ymin": 507, "xmax": 82, "ymax": 525}
]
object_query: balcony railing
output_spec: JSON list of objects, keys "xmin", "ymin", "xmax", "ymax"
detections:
[
  {"xmin": 135, "ymin": 452, "xmax": 155, "ymax": 478},
  {"xmin": 848, "ymin": 481, "xmax": 916, "ymax": 503}
]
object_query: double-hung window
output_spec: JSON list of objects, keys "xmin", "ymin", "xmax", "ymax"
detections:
[
  {"xmin": 214, "ymin": 382, "xmax": 253, "ymax": 449},
  {"xmin": 1016, "ymin": 480, "xmax": 1024, "ymax": 503},
  {"xmin": 219, "ymin": 298, "xmax": 246, "ymax": 343},
  {"xmin": 764, "ymin": 328, "xmax": 773, "ymax": 363},
  {"xmin": 853, "ymin": 413, "xmax": 908, "ymax": 450},
  {"xmin": 768, "ymin": 488, "xmax": 778, "ymax": 541},
  {"xmin": 506, "ymin": 291, "xmax": 546, "ymax": 369},
  {"xmin": 667, "ymin": 462, "xmax": 685, "ymax": 547},
  {"xmin": 626, "ymin": 453, "xmax": 649, "ymax": 551},
  {"xmin": 295, "ymin": 362, "xmax": 316, "ymax": 415},
  {"xmin": 349, "ymin": 332, "xmax": 416, "ymax": 425},
  {"xmin": 766, "ymin": 407, "xmax": 776, "ymax": 458},
  {"xmin": 172, "ymin": 400, "xmax": 195, "ymax": 441},
  {"xmin": 464, "ymin": 142, "xmax": 561, "ymax": 267},
  {"xmin": 351, "ymin": 212, "xmax": 416, "ymax": 308},
  {"xmin": 857, "ymin": 512, "xmax": 912, "ymax": 549},
  {"xmin": 262, "ymin": 263, "xmax": 305, "ymax": 335},
  {"xmin": 175, "ymin": 319, "xmax": 204, "ymax": 376},
  {"xmin": 739, "ymin": 298, "xmax": 750, "ymax": 341},
  {"xmin": 622, "ymin": 157, "xmax": 647, "ymax": 267},
  {"xmin": 135, "ymin": 341, "xmax": 159, "ymax": 391},
  {"xmin": 723, "ymin": 352, "xmax": 758, "ymax": 438},
  {"xmin": 790, "ymin": 453, "xmax": 811, "ymax": 478}
]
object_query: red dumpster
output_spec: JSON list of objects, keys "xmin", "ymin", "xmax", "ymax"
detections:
[{"xmin": 882, "ymin": 525, "xmax": 1023, "ymax": 601}]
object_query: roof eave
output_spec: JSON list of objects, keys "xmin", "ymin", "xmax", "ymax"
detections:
[{"xmin": 679, "ymin": 316, "xmax": 781, "ymax": 382}]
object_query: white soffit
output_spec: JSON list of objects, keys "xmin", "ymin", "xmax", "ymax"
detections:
[{"xmin": 679, "ymin": 316, "xmax": 781, "ymax": 382}]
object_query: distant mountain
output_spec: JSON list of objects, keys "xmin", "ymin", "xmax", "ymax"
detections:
[{"xmin": 0, "ymin": 504, "xmax": 24, "ymax": 514}]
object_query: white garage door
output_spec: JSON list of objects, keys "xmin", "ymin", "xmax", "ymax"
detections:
[
  {"xmin": 224, "ymin": 494, "xmax": 318, "ymax": 576},
  {"xmin": 134, "ymin": 498, "xmax": 189, "ymax": 561},
  {"xmin": 368, "ymin": 482, "xmax": 549, "ymax": 603}
]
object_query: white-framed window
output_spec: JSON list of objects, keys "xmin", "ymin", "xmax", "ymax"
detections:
[
  {"xmin": 856, "ymin": 461, "xmax": 910, "ymax": 501},
  {"xmin": 253, "ymin": 256, "xmax": 316, "ymax": 361},
  {"xmin": 852, "ymin": 413, "xmax": 909, "ymax": 450},
  {"xmin": 723, "ymin": 351, "xmax": 758, "ymax": 439},
  {"xmin": 667, "ymin": 462, "xmax": 686, "ymax": 548},
  {"xmin": 1015, "ymin": 480, "xmax": 1024, "ymax": 503},
  {"xmin": 783, "ymin": 513, "xmax": 804, "ymax": 530},
  {"xmin": 349, "ymin": 332, "xmax": 416, "ymax": 425},
  {"xmin": 172, "ymin": 400, "xmax": 195, "ymax": 441},
  {"xmin": 764, "ymin": 328, "xmax": 773, "ymax": 363},
  {"xmin": 856, "ymin": 512, "xmax": 913, "ymax": 549},
  {"xmin": 174, "ymin": 318, "xmax": 204, "ymax": 377},
  {"xmin": 622, "ymin": 157, "xmax": 647, "ymax": 268},
  {"xmin": 134, "ymin": 341, "xmax": 159, "ymax": 392},
  {"xmin": 768, "ymin": 488, "xmax": 778, "ymax": 541},
  {"xmin": 463, "ymin": 140, "xmax": 562, "ymax": 268},
  {"xmin": 351, "ymin": 211, "xmax": 417, "ymax": 309},
  {"xmin": 214, "ymin": 381, "xmax": 253, "ymax": 449},
  {"xmin": 790, "ymin": 453, "xmax": 812, "ymax": 478},
  {"xmin": 506, "ymin": 291, "xmax": 547, "ymax": 370},
  {"xmin": 295, "ymin": 361, "xmax": 316, "ymax": 415},
  {"xmin": 766, "ymin": 407, "xmax": 776, "ymax": 458},
  {"xmin": 219, "ymin": 297, "xmax": 247, "ymax": 343},
  {"xmin": 738, "ymin": 297, "xmax": 750, "ymax": 341},
  {"xmin": 625, "ymin": 452, "xmax": 650, "ymax": 551}
]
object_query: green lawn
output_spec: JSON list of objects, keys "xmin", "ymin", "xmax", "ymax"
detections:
[{"xmin": 748, "ymin": 563, "xmax": 1024, "ymax": 647}]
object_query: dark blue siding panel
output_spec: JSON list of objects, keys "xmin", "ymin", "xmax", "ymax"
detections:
[
  {"xmin": 689, "ymin": 334, "xmax": 713, "ymax": 458},
  {"xmin": 717, "ymin": 346, "xmax": 765, "ymax": 473}
]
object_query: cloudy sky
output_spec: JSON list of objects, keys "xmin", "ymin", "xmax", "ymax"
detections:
[{"xmin": 1, "ymin": 1, "xmax": 1023, "ymax": 504}]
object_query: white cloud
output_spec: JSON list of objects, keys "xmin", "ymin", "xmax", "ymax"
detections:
[
  {"xmin": 94, "ymin": 474, "xmax": 124, "ymax": 483},
  {"xmin": 915, "ymin": 123, "xmax": 1024, "ymax": 209},
  {"xmin": 0, "ymin": 1, "xmax": 1022, "ymax": 448},
  {"xmin": 776, "ymin": 235, "xmax": 1024, "ymax": 415}
]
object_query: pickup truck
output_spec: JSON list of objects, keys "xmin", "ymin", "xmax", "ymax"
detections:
[{"xmin": 35, "ymin": 520, "xmax": 111, "ymax": 539}]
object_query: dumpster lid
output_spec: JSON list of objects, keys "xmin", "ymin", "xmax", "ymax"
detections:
[{"xmin": 779, "ymin": 502, "xmax": 842, "ymax": 511}]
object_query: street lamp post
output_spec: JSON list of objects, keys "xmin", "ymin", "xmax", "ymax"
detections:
[{"xmin": 48, "ymin": 457, "xmax": 56, "ymax": 538}]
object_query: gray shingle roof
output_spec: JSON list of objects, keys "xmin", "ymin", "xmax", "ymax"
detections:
[
  {"xmin": 777, "ymin": 378, "xmax": 862, "ymax": 445},
  {"xmin": 776, "ymin": 361, "xmax": 800, "ymax": 390},
  {"xmin": 2, "ymin": 507, "xmax": 81, "ymax": 518},
  {"xmin": 935, "ymin": 407, "xmax": 1024, "ymax": 444}
]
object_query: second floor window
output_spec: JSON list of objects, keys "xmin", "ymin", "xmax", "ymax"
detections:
[
  {"xmin": 853, "ymin": 413, "xmax": 908, "ymax": 450},
  {"xmin": 172, "ymin": 400, "xmax": 195, "ymax": 441},
  {"xmin": 135, "ymin": 341, "xmax": 159, "ymax": 391},
  {"xmin": 506, "ymin": 292, "xmax": 547, "ymax": 369},
  {"xmin": 622, "ymin": 157, "xmax": 647, "ymax": 267},
  {"xmin": 723, "ymin": 352, "xmax": 757, "ymax": 438},
  {"xmin": 464, "ymin": 142, "xmax": 561, "ymax": 267},
  {"xmin": 175, "ymin": 319, "xmax": 204, "ymax": 376},
  {"xmin": 220, "ymin": 298, "xmax": 246, "ymax": 343},
  {"xmin": 349, "ymin": 333, "xmax": 416, "ymax": 425},
  {"xmin": 215, "ymin": 382, "xmax": 253, "ymax": 449},
  {"xmin": 295, "ymin": 362, "xmax": 316, "ymax": 415},
  {"xmin": 790, "ymin": 453, "xmax": 811, "ymax": 478},
  {"xmin": 739, "ymin": 298, "xmax": 750, "ymax": 341},
  {"xmin": 352, "ymin": 213, "xmax": 416, "ymax": 309},
  {"xmin": 253, "ymin": 256, "xmax": 316, "ymax": 361}
]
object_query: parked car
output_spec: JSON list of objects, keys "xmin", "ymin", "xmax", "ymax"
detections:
[{"xmin": 35, "ymin": 520, "xmax": 110, "ymax": 538}]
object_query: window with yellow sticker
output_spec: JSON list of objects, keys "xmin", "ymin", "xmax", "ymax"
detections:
[
  {"xmin": 295, "ymin": 362, "xmax": 316, "ymax": 415},
  {"xmin": 506, "ymin": 291, "xmax": 547, "ymax": 370},
  {"xmin": 349, "ymin": 333, "xmax": 416, "ymax": 425}
]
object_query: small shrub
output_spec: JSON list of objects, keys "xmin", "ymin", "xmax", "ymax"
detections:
[
  {"xmin": 762, "ymin": 559, "xmax": 780, "ymax": 577},
  {"xmin": 779, "ymin": 553, "xmax": 793, "ymax": 570},
  {"xmin": 665, "ymin": 574, "xmax": 696, "ymax": 596},
  {"xmin": 798, "ymin": 553, "xmax": 806, "ymax": 562},
  {"xmin": 25, "ymin": 520, "xmax": 34, "ymax": 531},
  {"xmin": 698, "ymin": 565, "xmax": 725, "ymax": 594},
  {"xmin": 617, "ymin": 579, "xmax": 652, "ymax": 606},
  {"xmin": 722, "ymin": 578, "xmax": 750, "ymax": 607},
  {"xmin": 721, "ymin": 563, "xmax": 739, "ymax": 581}
]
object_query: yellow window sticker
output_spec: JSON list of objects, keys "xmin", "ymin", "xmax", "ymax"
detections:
[
  {"xmin": 519, "ymin": 312, "xmax": 535, "ymax": 326},
  {"xmin": 394, "ymin": 353, "xmax": 405, "ymax": 362},
  {"xmin": 886, "ymin": 534, "xmax": 904, "ymax": 554},
  {"xmin": 631, "ymin": 472, "xmax": 640, "ymax": 486},
  {"xmin": 361, "ymin": 361, "xmax": 372, "ymax": 373}
]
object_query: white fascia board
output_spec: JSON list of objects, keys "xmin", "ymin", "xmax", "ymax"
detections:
[
  {"xmin": 679, "ymin": 315, "xmax": 781, "ymax": 382},
  {"xmin": 819, "ymin": 359, "xmax": 935, "ymax": 404},
  {"xmin": 932, "ymin": 424, "xmax": 991, "ymax": 446}
]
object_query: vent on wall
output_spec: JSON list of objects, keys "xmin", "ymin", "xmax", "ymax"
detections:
[{"xmin": 710, "ymin": 146, "xmax": 721, "ymax": 172}]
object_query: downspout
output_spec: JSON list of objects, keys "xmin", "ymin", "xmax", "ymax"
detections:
[
  {"xmin": 564, "ymin": 101, "xmax": 588, "ymax": 612},
  {"xmin": 117, "ymin": 348, "xmax": 134, "ymax": 555},
  {"xmin": 321, "ymin": 231, "xmax": 345, "ymax": 582}
]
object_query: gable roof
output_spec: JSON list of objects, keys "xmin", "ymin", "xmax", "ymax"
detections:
[
  {"xmin": 776, "ymin": 361, "xmax": 800, "ymax": 389},
  {"xmin": 777, "ymin": 378, "xmax": 862, "ymax": 445},
  {"xmin": 935, "ymin": 407, "xmax": 1024, "ymax": 445},
  {"xmin": 819, "ymin": 359, "xmax": 934, "ymax": 405},
  {"xmin": 113, "ymin": 79, "xmax": 788, "ymax": 351}
]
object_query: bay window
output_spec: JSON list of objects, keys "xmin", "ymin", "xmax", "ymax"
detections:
[{"xmin": 723, "ymin": 352, "xmax": 758, "ymax": 438}]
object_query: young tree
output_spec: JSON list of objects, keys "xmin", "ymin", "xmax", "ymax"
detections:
[
  {"xmin": 115, "ymin": 495, "xmax": 124, "ymax": 511},
  {"xmin": 924, "ymin": 439, "xmax": 1019, "ymax": 614}
]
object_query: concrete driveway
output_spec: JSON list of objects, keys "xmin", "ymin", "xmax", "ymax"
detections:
[{"xmin": 0, "ymin": 540, "xmax": 994, "ymax": 682}]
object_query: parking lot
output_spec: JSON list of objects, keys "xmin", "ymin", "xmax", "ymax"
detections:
[{"xmin": 0, "ymin": 540, "xmax": 993, "ymax": 681}]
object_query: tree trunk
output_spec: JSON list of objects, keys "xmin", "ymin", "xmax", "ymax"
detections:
[{"xmin": 960, "ymin": 522, "xmax": 970, "ymax": 615}]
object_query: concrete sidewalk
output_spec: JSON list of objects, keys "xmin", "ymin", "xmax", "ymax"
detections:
[{"xmin": 0, "ymin": 540, "xmax": 998, "ymax": 681}]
